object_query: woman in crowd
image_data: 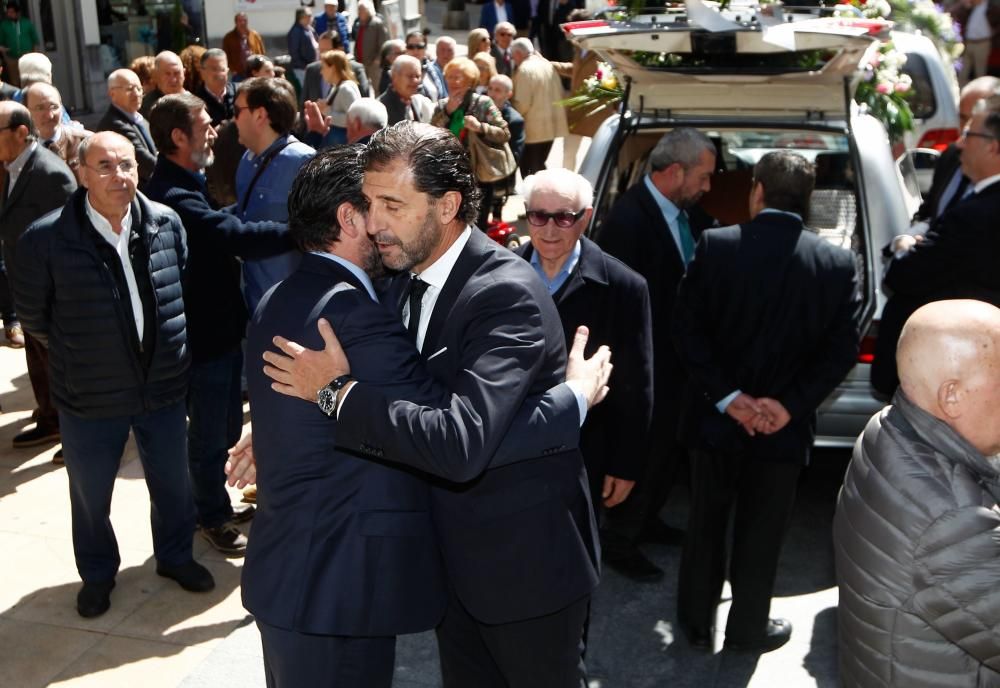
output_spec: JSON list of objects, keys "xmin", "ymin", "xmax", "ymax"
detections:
[
  {"xmin": 179, "ymin": 44, "xmax": 206, "ymax": 93},
  {"xmin": 466, "ymin": 28, "xmax": 491, "ymax": 63},
  {"xmin": 129, "ymin": 55, "xmax": 156, "ymax": 94},
  {"xmin": 246, "ymin": 54, "xmax": 276, "ymax": 79},
  {"xmin": 319, "ymin": 50, "xmax": 361, "ymax": 146},
  {"xmin": 377, "ymin": 38, "xmax": 405, "ymax": 96},
  {"xmin": 472, "ymin": 51, "xmax": 497, "ymax": 94},
  {"xmin": 431, "ymin": 56, "xmax": 510, "ymax": 230}
]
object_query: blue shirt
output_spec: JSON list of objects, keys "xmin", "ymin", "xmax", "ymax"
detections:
[
  {"xmin": 236, "ymin": 134, "xmax": 315, "ymax": 314},
  {"xmin": 310, "ymin": 251, "xmax": 378, "ymax": 302},
  {"xmin": 643, "ymin": 174, "xmax": 687, "ymax": 265},
  {"xmin": 529, "ymin": 240, "xmax": 581, "ymax": 295}
]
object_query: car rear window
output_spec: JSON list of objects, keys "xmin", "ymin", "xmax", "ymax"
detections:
[{"xmin": 901, "ymin": 52, "xmax": 936, "ymax": 120}]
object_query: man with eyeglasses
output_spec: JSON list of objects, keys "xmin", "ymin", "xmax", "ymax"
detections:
[
  {"xmin": 0, "ymin": 100, "xmax": 75, "ymax": 456},
  {"xmin": 15, "ymin": 131, "xmax": 215, "ymax": 619},
  {"xmin": 884, "ymin": 93, "xmax": 1000, "ymax": 312},
  {"xmin": 23, "ymin": 82, "xmax": 92, "ymax": 183},
  {"xmin": 517, "ymin": 168, "xmax": 653, "ymax": 534},
  {"xmin": 489, "ymin": 21, "xmax": 516, "ymax": 77},
  {"xmin": 97, "ymin": 69, "xmax": 158, "ymax": 189}
]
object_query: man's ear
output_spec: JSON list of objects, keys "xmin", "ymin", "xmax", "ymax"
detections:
[
  {"xmin": 336, "ymin": 202, "xmax": 360, "ymax": 239},
  {"xmin": 436, "ymin": 190, "xmax": 462, "ymax": 224},
  {"xmin": 170, "ymin": 127, "xmax": 187, "ymax": 151},
  {"xmin": 936, "ymin": 379, "xmax": 963, "ymax": 419}
]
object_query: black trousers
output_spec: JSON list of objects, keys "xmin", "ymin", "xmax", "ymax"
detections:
[
  {"xmin": 520, "ymin": 141, "xmax": 553, "ymax": 179},
  {"xmin": 257, "ymin": 620, "xmax": 396, "ymax": 688},
  {"xmin": 437, "ymin": 589, "xmax": 589, "ymax": 688},
  {"xmin": 676, "ymin": 447, "xmax": 801, "ymax": 642}
]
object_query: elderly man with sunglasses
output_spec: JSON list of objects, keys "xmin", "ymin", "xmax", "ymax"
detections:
[
  {"xmin": 516, "ymin": 168, "xmax": 654, "ymax": 523},
  {"xmin": 15, "ymin": 131, "xmax": 214, "ymax": 620}
]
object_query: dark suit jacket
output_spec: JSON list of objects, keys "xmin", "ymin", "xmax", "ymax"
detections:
[
  {"xmin": 96, "ymin": 104, "xmax": 158, "ymax": 187},
  {"xmin": 0, "ymin": 81, "xmax": 17, "ymax": 100},
  {"xmin": 194, "ymin": 82, "xmax": 235, "ymax": 127},
  {"xmin": 0, "ymin": 144, "xmax": 76, "ymax": 274},
  {"xmin": 914, "ymin": 143, "xmax": 964, "ymax": 222},
  {"xmin": 595, "ymin": 178, "xmax": 714, "ymax": 425},
  {"xmin": 242, "ymin": 253, "xmax": 448, "ymax": 636},
  {"xmin": 336, "ymin": 229, "xmax": 599, "ymax": 624},
  {"xmin": 480, "ymin": 1, "xmax": 516, "ymax": 32},
  {"xmin": 499, "ymin": 100, "xmax": 524, "ymax": 162},
  {"xmin": 490, "ymin": 44, "xmax": 513, "ymax": 77},
  {"xmin": 884, "ymin": 180, "xmax": 1000, "ymax": 307},
  {"xmin": 517, "ymin": 236, "xmax": 653, "ymax": 486},
  {"xmin": 673, "ymin": 212, "xmax": 862, "ymax": 463}
]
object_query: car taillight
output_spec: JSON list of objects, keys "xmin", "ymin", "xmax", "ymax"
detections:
[
  {"xmin": 917, "ymin": 128, "xmax": 960, "ymax": 152},
  {"xmin": 858, "ymin": 321, "xmax": 879, "ymax": 363}
]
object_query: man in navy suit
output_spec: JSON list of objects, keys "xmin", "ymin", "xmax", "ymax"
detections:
[
  {"xmin": 516, "ymin": 168, "xmax": 653, "ymax": 520},
  {"xmin": 595, "ymin": 127, "xmax": 717, "ymax": 582},
  {"xmin": 243, "ymin": 144, "xmax": 448, "ymax": 686},
  {"xmin": 673, "ymin": 151, "xmax": 861, "ymax": 652},
  {"xmin": 97, "ymin": 69, "xmax": 158, "ymax": 189},
  {"xmin": 256, "ymin": 122, "xmax": 607, "ymax": 687}
]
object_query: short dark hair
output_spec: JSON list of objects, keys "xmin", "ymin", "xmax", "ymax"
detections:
[
  {"xmin": 3, "ymin": 102, "xmax": 35, "ymax": 139},
  {"xmin": 149, "ymin": 92, "xmax": 206, "ymax": 156},
  {"xmin": 245, "ymin": 54, "xmax": 273, "ymax": 76},
  {"xmin": 362, "ymin": 121, "xmax": 481, "ymax": 225},
  {"xmin": 237, "ymin": 76, "xmax": 297, "ymax": 136},
  {"xmin": 321, "ymin": 29, "xmax": 343, "ymax": 50},
  {"xmin": 753, "ymin": 151, "xmax": 815, "ymax": 217},
  {"xmin": 288, "ymin": 144, "xmax": 367, "ymax": 252}
]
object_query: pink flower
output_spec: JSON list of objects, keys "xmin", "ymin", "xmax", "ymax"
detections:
[
  {"xmin": 895, "ymin": 82, "xmax": 910, "ymax": 93},
  {"xmin": 876, "ymin": 82, "xmax": 891, "ymax": 94}
]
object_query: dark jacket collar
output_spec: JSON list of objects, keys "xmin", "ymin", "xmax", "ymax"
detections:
[
  {"xmin": 60, "ymin": 187, "xmax": 168, "ymax": 245},
  {"xmin": 298, "ymin": 252, "xmax": 369, "ymax": 295},
  {"xmin": 517, "ymin": 234, "xmax": 608, "ymax": 302},
  {"xmin": 150, "ymin": 155, "xmax": 207, "ymax": 193}
]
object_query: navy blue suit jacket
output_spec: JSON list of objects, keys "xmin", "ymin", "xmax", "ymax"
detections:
[
  {"xmin": 517, "ymin": 236, "xmax": 653, "ymax": 486},
  {"xmin": 480, "ymin": 1, "xmax": 516, "ymax": 31},
  {"xmin": 337, "ymin": 229, "xmax": 599, "ymax": 624},
  {"xmin": 673, "ymin": 212, "xmax": 862, "ymax": 463},
  {"xmin": 242, "ymin": 253, "xmax": 449, "ymax": 636}
]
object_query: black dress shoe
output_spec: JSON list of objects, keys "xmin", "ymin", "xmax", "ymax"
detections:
[
  {"xmin": 231, "ymin": 503, "xmax": 255, "ymax": 524},
  {"xmin": 156, "ymin": 560, "xmax": 215, "ymax": 592},
  {"xmin": 683, "ymin": 627, "xmax": 714, "ymax": 651},
  {"xmin": 639, "ymin": 519, "xmax": 686, "ymax": 546},
  {"xmin": 603, "ymin": 550, "xmax": 664, "ymax": 583},
  {"xmin": 12, "ymin": 425, "xmax": 60, "ymax": 448},
  {"xmin": 724, "ymin": 618, "xmax": 792, "ymax": 653},
  {"xmin": 77, "ymin": 580, "xmax": 115, "ymax": 618}
]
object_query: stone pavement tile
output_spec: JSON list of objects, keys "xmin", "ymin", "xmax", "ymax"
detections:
[
  {"xmin": 47, "ymin": 634, "xmax": 215, "ymax": 688},
  {"xmin": 113, "ymin": 558, "xmax": 246, "ymax": 646},
  {"xmin": 0, "ymin": 531, "xmax": 77, "ymax": 612},
  {"xmin": 5, "ymin": 559, "xmax": 170, "ymax": 634},
  {"xmin": 0, "ymin": 617, "xmax": 104, "ymax": 688}
]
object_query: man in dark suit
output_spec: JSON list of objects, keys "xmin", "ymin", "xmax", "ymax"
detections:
[
  {"xmin": 517, "ymin": 168, "xmax": 653, "ymax": 518},
  {"xmin": 242, "ymin": 145, "xmax": 448, "ymax": 687},
  {"xmin": 256, "ymin": 122, "xmax": 606, "ymax": 687},
  {"xmin": 883, "ymin": 94, "xmax": 1000, "ymax": 310},
  {"xmin": 673, "ymin": 151, "xmax": 861, "ymax": 652},
  {"xmin": 873, "ymin": 76, "xmax": 1000, "ymax": 395},
  {"xmin": 0, "ymin": 101, "xmax": 76, "ymax": 452},
  {"xmin": 97, "ymin": 69, "xmax": 157, "ymax": 189},
  {"xmin": 194, "ymin": 49, "xmax": 235, "ymax": 128},
  {"xmin": 489, "ymin": 22, "xmax": 516, "ymax": 77},
  {"xmin": 594, "ymin": 127, "xmax": 717, "ymax": 582}
]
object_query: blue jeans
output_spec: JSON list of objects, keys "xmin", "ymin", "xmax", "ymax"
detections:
[
  {"xmin": 187, "ymin": 349, "xmax": 243, "ymax": 528},
  {"xmin": 59, "ymin": 400, "xmax": 196, "ymax": 583}
]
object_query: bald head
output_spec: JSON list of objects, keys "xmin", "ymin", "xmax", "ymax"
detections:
[
  {"xmin": 107, "ymin": 69, "xmax": 143, "ymax": 115},
  {"xmin": 154, "ymin": 51, "xmax": 185, "ymax": 95},
  {"xmin": 897, "ymin": 300, "xmax": 1000, "ymax": 456},
  {"xmin": 959, "ymin": 76, "xmax": 1000, "ymax": 130}
]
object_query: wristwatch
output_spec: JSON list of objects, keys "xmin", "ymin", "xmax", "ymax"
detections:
[{"xmin": 317, "ymin": 374, "xmax": 355, "ymax": 417}]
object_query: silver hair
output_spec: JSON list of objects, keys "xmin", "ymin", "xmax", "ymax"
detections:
[
  {"xmin": 18, "ymin": 53, "xmax": 52, "ymax": 87},
  {"xmin": 522, "ymin": 168, "xmax": 594, "ymax": 209},
  {"xmin": 347, "ymin": 98, "xmax": 388, "ymax": 129},
  {"xmin": 489, "ymin": 74, "xmax": 512, "ymax": 93},
  {"xmin": 390, "ymin": 53, "xmax": 420, "ymax": 77},
  {"xmin": 649, "ymin": 127, "xmax": 715, "ymax": 171},
  {"xmin": 510, "ymin": 37, "xmax": 534, "ymax": 57}
]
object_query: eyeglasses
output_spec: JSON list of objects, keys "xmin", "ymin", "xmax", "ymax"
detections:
[
  {"xmin": 233, "ymin": 103, "xmax": 254, "ymax": 118},
  {"xmin": 526, "ymin": 209, "xmax": 586, "ymax": 228},
  {"xmin": 961, "ymin": 128, "xmax": 996, "ymax": 141},
  {"xmin": 496, "ymin": 31, "xmax": 514, "ymax": 37},
  {"xmin": 406, "ymin": 43, "xmax": 426, "ymax": 50},
  {"xmin": 84, "ymin": 160, "xmax": 137, "ymax": 177}
]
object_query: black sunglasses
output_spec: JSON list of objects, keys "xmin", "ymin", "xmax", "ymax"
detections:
[
  {"xmin": 526, "ymin": 209, "xmax": 586, "ymax": 228},
  {"xmin": 406, "ymin": 43, "xmax": 426, "ymax": 50}
]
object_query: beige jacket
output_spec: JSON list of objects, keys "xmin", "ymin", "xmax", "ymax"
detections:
[{"xmin": 512, "ymin": 53, "xmax": 568, "ymax": 144}]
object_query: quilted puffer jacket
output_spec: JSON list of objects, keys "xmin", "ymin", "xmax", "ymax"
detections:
[
  {"xmin": 834, "ymin": 391, "xmax": 1000, "ymax": 687},
  {"xmin": 15, "ymin": 188, "xmax": 189, "ymax": 419}
]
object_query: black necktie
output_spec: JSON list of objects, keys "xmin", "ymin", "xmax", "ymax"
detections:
[{"xmin": 402, "ymin": 276, "xmax": 430, "ymax": 341}]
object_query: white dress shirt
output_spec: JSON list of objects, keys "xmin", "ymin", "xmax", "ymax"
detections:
[{"xmin": 85, "ymin": 194, "xmax": 143, "ymax": 340}]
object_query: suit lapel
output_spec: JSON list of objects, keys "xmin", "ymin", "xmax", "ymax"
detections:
[
  {"xmin": 3, "ymin": 147, "xmax": 38, "ymax": 214},
  {"xmin": 637, "ymin": 182, "xmax": 684, "ymax": 269},
  {"xmin": 421, "ymin": 231, "xmax": 486, "ymax": 355}
]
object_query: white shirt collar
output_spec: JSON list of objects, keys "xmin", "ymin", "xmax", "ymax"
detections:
[
  {"xmin": 413, "ymin": 225, "xmax": 472, "ymax": 290},
  {"xmin": 974, "ymin": 172, "xmax": 1000, "ymax": 194},
  {"xmin": 310, "ymin": 250, "xmax": 378, "ymax": 301}
]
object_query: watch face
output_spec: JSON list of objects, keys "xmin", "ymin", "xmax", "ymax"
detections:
[{"xmin": 318, "ymin": 386, "xmax": 337, "ymax": 416}]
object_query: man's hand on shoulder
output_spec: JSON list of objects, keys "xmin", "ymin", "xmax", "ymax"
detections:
[
  {"xmin": 565, "ymin": 325, "xmax": 612, "ymax": 409},
  {"xmin": 263, "ymin": 318, "xmax": 351, "ymax": 402}
]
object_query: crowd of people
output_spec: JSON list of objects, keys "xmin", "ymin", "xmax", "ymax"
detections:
[{"xmin": 0, "ymin": 2, "xmax": 999, "ymax": 687}]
